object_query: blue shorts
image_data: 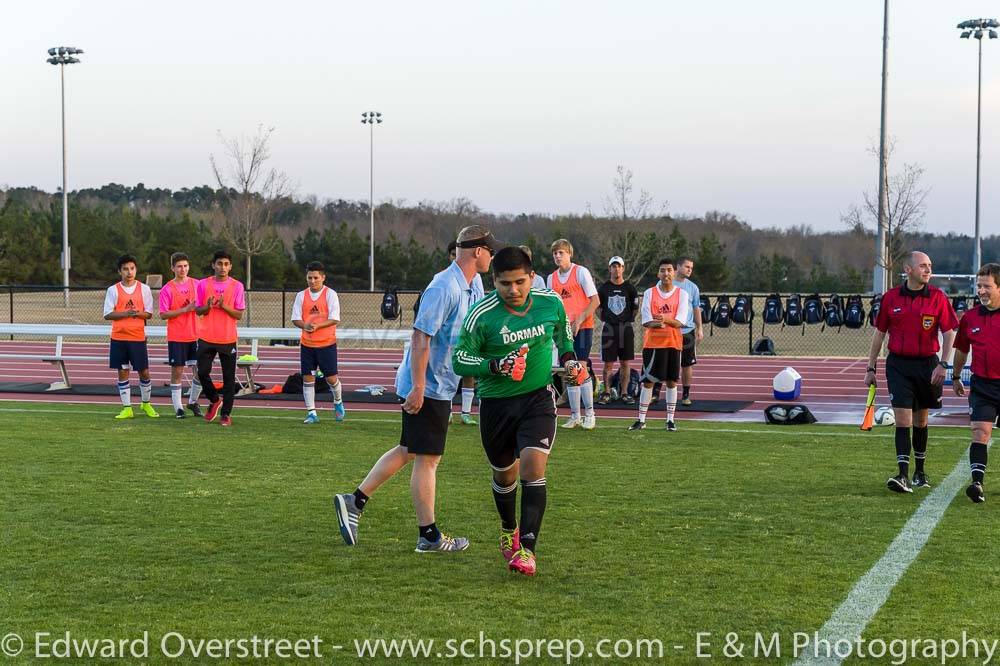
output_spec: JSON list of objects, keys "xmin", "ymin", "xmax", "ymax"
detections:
[
  {"xmin": 109, "ymin": 340, "xmax": 149, "ymax": 372},
  {"xmin": 573, "ymin": 328, "xmax": 593, "ymax": 363},
  {"xmin": 300, "ymin": 343, "xmax": 339, "ymax": 376},
  {"xmin": 167, "ymin": 340, "xmax": 199, "ymax": 367}
]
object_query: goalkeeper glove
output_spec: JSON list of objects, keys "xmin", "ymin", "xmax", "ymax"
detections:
[
  {"xmin": 490, "ymin": 344, "xmax": 529, "ymax": 381},
  {"xmin": 563, "ymin": 359, "xmax": 589, "ymax": 386}
]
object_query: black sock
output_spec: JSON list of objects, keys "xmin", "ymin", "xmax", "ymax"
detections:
[
  {"xmin": 419, "ymin": 522, "xmax": 441, "ymax": 543},
  {"xmin": 912, "ymin": 426, "xmax": 928, "ymax": 473},
  {"xmin": 353, "ymin": 488, "xmax": 369, "ymax": 511},
  {"xmin": 492, "ymin": 478, "xmax": 518, "ymax": 531},
  {"xmin": 682, "ymin": 385, "xmax": 690, "ymax": 400},
  {"xmin": 894, "ymin": 427, "xmax": 911, "ymax": 476},
  {"xmin": 970, "ymin": 442, "xmax": 988, "ymax": 483},
  {"xmin": 519, "ymin": 478, "xmax": 547, "ymax": 553}
]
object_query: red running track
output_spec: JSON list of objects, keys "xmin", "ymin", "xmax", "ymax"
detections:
[{"xmin": 0, "ymin": 341, "xmax": 971, "ymax": 426}]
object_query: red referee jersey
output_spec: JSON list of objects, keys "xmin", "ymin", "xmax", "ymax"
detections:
[
  {"xmin": 954, "ymin": 305, "xmax": 1000, "ymax": 379},
  {"xmin": 874, "ymin": 284, "xmax": 958, "ymax": 357}
]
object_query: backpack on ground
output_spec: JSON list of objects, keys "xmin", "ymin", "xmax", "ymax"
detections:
[
  {"xmin": 784, "ymin": 294, "xmax": 803, "ymax": 327},
  {"xmin": 380, "ymin": 286, "xmax": 401, "ymax": 321},
  {"xmin": 762, "ymin": 293, "xmax": 783, "ymax": 333},
  {"xmin": 868, "ymin": 294, "xmax": 882, "ymax": 327},
  {"xmin": 823, "ymin": 294, "xmax": 844, "ymax": 330},
  {"xmin": 752, "ymin": 337, "xmax": 776, "ymax": 355},
  {"xmin": 843, "ymin": 294, "xmax": 865, "ymax": 329},
  {"xmin": 732, "ymin": 294, "xmax": 752, "ymax": 325},
  {"xmin": 711, "ymin": 295, "xmax": 732, "ymax": 330},
  {"xmin": 803, "ymin": 293, "xmax": 823, "ymax": 325},
  {"xmin": 609, "ymin": 368, "xmax": 641, "ymax": 399},
  {"xmin": 764, "ymin": 403, "xmax": 817, "ymax": 425}
]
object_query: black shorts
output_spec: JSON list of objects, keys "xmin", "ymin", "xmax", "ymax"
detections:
[
  {"xmin": 885, "ymin": 353, "xmax": 942, "ymax": 410},
  {"xmin": 601, "ymin": 324, "xmax": 635, "ymax": 362},
  {"xmin": 300, "ymin": 343, "xmax": 339, "ymax": 376},
  {"xmin": 167, "ymin": 340, "xmax": 199, "ymax": 367},
  {"xmin": 969, "ymin": 376, "xmax": 1000, "ymax": 423},
  {"xmin": 399, "ymin": 397, "xmax": 451, "ymax": 456},
  {"xmin": 479, "ymin": 386, "xmax": 557, "ymax": 471},
  {"xmin": 109, "ymin": 340, "xmax": 149, "ymax": 372},
  {"xmin": 641, "ymin": 347, "xmax": 681, "ymax": 384},
  {"xmin": 681, "ymin": 331, "xmax": 697, "ymax": 368}
]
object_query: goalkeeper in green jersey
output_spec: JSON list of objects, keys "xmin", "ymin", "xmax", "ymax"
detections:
[{"xmin": 453, "ymin": 246, "xmax": 589, "ymax": 576}]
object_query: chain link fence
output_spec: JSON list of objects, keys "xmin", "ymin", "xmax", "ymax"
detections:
[{"xmin": 2, "ymin": 285, "xmax": 910, "ymax": 358}]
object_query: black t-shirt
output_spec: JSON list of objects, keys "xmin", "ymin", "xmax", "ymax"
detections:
[{"xmin": 597, "ymin": 280, "xmax": 639, "ymax": 325}]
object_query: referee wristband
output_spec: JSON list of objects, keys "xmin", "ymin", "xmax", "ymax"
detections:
[
  {"xmin": 866, "ymin": 366, "xmax": 876, "ymax": 373},
  {"xmin": 938, "ymin": 360, "xmax": 951, "ymax": 369},
  {"xmin": 952, "ymin": 375, "xmax": 962, "ymax": 381}
]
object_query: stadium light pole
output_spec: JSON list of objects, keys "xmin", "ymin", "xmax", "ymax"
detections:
[
  {"xmin": 361, "ymin": 111, "xmax": 382, "ymax": 292},
  {"xmin": 874, "ymin": 0, "xmax": 890, "ymax": 293},
  {"xmin": 958, "ymin": 19, "xmax": 998, "ymax": 274},
  {"xmin": 47, "ymin": 46, "xmax": 84, "ymax": 307}
]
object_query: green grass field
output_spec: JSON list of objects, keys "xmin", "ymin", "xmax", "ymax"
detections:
[{"xmin": 1, "ymin": 401, "xmax": 994, "ymax": 664}]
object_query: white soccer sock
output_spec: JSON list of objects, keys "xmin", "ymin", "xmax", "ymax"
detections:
[
  {"xmin": 188, "ymin": 374, "xmax": 202, "ymax": 404},
  {"xmin": 139, "ymin": 379, "xmax": 152, "ymax": 403},
  {"xmin": 461, "ymin": 387, "xmax": 474, "ymax": 414},
  {"xmin": 170, "ymin": 383, "xmax": 183, "ymax": 412},
  {"xmin": 580, "ymin": 379, "xmax": 594, "ymax": 417},
  {"xmin": 666, "ymin": 386, "xmax": 678, "ymax": 422},
  {"xmin": 637, "ymin": 385, "xmax": 652, "ymax": 423},
  {"xmin": 568, "ymin": 386, "xmax": 581, "ymax": 418},
  {"xmin": 303, "ymin": 381, "xmax": 316, "ymax": 411},
  {"xmin": 117, "ymin": 380, "xmax": 131, "ymax": 407},
  {"xmin": 331, "ymin": 378, "xmax": 343, "ymax": 404}
]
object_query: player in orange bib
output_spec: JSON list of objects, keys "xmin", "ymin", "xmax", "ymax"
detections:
[
  {"xmin": 628, "ymin": 257, "xmax": 690, "ymax": 432},
  {"xmin": 103, "ymin": 254, "xmax": 158, "ymax": 419},
  {"xmin": 292, "ymin": 261, "xmax": 345, "ymax": 424},
  {"xmin": 194, "ymin": 250, "xmax": 246, "ymax": 426},
  {"xmin": 547, "ymin": 238, "xmax": 599, "ymax": 430},
  {"xmin": 158, "ymin": 252, "xmax": 204, "ymax": 418}
]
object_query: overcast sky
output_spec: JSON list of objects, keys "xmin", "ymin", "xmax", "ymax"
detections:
[{"xmin": 3, "ymin": 1, "xmax": 999, "ymax": 234}]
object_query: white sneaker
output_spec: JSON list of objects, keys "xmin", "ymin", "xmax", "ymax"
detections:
[
  {"xmin": 582, "ymin": 414, "xmax": 596, "ymax": 430},
  {"xmin": 561, "ymin": 415, "xmax": 582, "ymax": 429}
]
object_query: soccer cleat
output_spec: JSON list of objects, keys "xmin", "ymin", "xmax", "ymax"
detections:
[
  {"xmin": 187, "ymin": 402, "xmax": 203, "ymax": 417},
  {"xmin": 508, "ymin": 547, "xmax": 537, "ymax": 576},
  {"xmin": 582, "ymin": 415, "xmax": 596, "ymax": 430},
  {"xmin": 666, "ymin": 420, "xmax": 678, "ymax": 432},
  {"xmin": 114, "ymin": 406, "xmax": 134, "ymax": 420},
  {"xmin": 911, "ymin": 471, "xmax": 931, "ymax": 488},
  {"xmin": 414, "ymin": 533, "xmax": 470, "ymax": 553},
  {"xmin": 967, "ymin": 481, "xmax": 986, "ymax": 504},
  {"xmin": 460, "ymin": 413, "xmax": 477, "ymax": 426},
  {"xmin": 681, "ymin": 397, "xmax": 693, "ymax": 406},
  {"xmin": 621, "ymin": 394, "xmax": 635, "ymax": 405},
  {"xmin": 499, "ymin": 527, "xmax": 520, "ymax": 563},
  {"xmin": 597, "ymin": 392, "xmax": 612, "ymax": 405},
  {"xmin": 334, "ymin": 402, "xmax": 346, "ymax": 422},
  {"xmin": 303, "ymin": 411, "xmax": 320, "ymax": 424},
  {"xmin": 627, "ymin": 420, "xmax": 646, "ymax": 431},
  {"xmin": 334, "ymin": 493, "xmax": 362, "ymax": 545},
  {"xmin": 140, "ymin": 402, "xmax": 159, "ymax": 418},
  {"xmin": 887, "ymin": 474, "xmax": 913, "ymax": 493},
  {"xmin": 175, "ymin": 409, "xmax": 186, "ymax": 419},
  {"xmin": 204, "ymin": 399, "xmax": 222, "ymax": 422},
  {"xmin": 220, "ymin": 415, "xmax": 232, "ymax": 427},
  {"xmin": 561, "ymin": 416, "xmax": 582, "ymax": 429}
]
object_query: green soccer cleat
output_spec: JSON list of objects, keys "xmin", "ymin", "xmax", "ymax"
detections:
[
  {"xmin": 460, "ymin": 413, "xmax": 477, "ymax": 426},
  {"xmin": 114, "ymin": 406, "xmax": 134, "ymax": 419},
  {"xmin": 140, "ymin": 402, "xmax": 160, "ymax": 418}
]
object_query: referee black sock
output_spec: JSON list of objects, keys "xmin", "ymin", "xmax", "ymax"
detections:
[
  {"xmin": 419, "ymin": 522, "xmax": 441, "ymax": 543},
  {"xmin": 894, "ymin": 427, "xmax": 911, "ymax": 476},
  {"xmin": 970, "ymin": 442, "xmax": 988, "ymax": 484},
  {"xmin": 682, "ymin": 385, "xmax": 690, "ymax": 400},
  {"xmin": 520, "ymin": 478, "xmax": 547, "ymax": 553},
  {"xmin": 491, "ymin": 478, "xmax": 518, "ymax": 531},
  {"xmin": 912, "ymin": 426, "xmax": 928, "ymax": 473},
  {"xmin": 352, "ymin": 488, "xmax": 369, "ymax": 511}
]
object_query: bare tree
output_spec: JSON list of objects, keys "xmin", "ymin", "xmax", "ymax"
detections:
[
  {"xmin": 594, "ymin": 229, "xmax": 661, "ymax": 284},
  {"xmin": 210, "ymin": 125, "xmax": 290, "ymax": 290},
  {"xmin": 603, "ymin": 165, "xmax": 661, "ymax": 221},
  {"xmin": 841, "ymin": 139, "xmax": 929, "ymax": 286}
]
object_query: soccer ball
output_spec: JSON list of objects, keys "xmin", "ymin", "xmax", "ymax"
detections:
[{"xmin": 874, "ymin": 406, "xmax": 895, "ymax": 426}]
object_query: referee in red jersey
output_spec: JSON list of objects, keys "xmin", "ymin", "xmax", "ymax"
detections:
[
  {"xmin": 865, "ymin": 251, "xmax": 959, "ymax": 493},
  {"xmin": 951, "ymin": 263, "xmax": 1000, "ymax": 504}
]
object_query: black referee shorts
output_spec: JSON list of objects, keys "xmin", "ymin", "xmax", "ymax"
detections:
[
  {"xmin": 885, "ymin": 353, "xmax": 942, "ymax": 410},
  {"xmin": 399, "ymin": 397, "xmax": 451, "ymax": 456},
  {"xmin": 601, "ymin": 324, "xmax": 635, "ymax": 362},
  {"xmin": 969, "ymin": 376, "xmax": 1000, "ymax": 423},
  {"xmin": 478, "ymin": 386, "xmax": 557, "ymax": 471}
]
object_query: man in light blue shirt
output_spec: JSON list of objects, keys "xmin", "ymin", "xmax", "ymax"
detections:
[
  {"xmin": 674, "ymin": 257, "xmax": 703, "ymax": 406},
  {"xmin": 334, "ymin": 225, "xmax": 501, "ymax": 553}
]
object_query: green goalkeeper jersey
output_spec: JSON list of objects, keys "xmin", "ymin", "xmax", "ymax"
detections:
[{"xmin": 453, "ymin": 288, "xmax": 574, "ymax": 399}]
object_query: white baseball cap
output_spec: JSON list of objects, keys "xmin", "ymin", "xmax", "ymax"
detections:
[{"xmin": 609, "ymin": 256, "xmax": 624, "ymax": 266}]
